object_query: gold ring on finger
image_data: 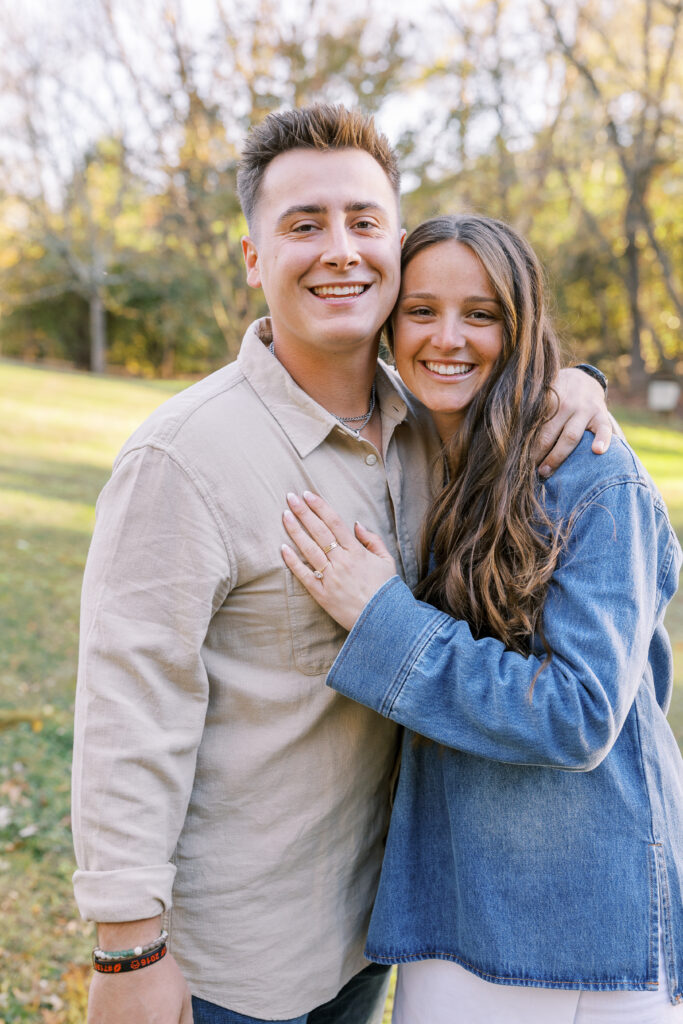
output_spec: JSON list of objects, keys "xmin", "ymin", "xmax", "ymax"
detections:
[
  {"xmin": 313, "ymin": 565, "xmax": 327, "ymax": 580},
  {"xmin": 322, "ymin": 541, "xmax": 338, "ymax": 555}
]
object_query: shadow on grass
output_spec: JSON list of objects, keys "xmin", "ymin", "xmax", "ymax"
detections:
[
  {"xmin": 0, "ymin": 521, "xmax": 91, "ymax": 709},
  {"xmin": 0, "ymin": 456, "xmax": 110, "ymax": 507}
]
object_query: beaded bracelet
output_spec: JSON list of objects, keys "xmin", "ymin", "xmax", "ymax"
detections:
[
  {"xmin": 93, "ymin": 942, "xmax": 167, "ymax": 974},
  {"xmin": 93, "ymin": 929, "xmax": 168, "ymax": 962}
]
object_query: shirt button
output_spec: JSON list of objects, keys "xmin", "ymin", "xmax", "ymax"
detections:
[{"xmin": 365, "ymin": 453, "xmax": 378, "ymax": 466}]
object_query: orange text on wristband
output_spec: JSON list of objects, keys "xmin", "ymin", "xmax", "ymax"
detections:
[{"xmin": 92, "ymin": 943, "xmax": 167, "ymax": 973}]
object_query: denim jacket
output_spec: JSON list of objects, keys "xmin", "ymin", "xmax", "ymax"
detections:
[{"xmin": 327, "ymin": 434, "xmax": 683, "ymax": 1002}]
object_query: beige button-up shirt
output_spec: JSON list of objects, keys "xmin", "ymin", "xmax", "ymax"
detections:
[{"xmin": 72, "ymin": 319, "xmax": 438, "ymax": 1017}]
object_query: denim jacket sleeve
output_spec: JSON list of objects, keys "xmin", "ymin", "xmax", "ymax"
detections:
[{"xmin": 327, "ymin": 471, "xmax": 681, "ymax": 771}]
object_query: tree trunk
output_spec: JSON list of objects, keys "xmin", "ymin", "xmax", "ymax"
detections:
[
  {"xmin": 161, "ymin": 343, "xmax": 176, "ymax": 379},
  {"xmin": 624, "ymin": 198, "xmax": 647, "ymax": 395},
  {"xmin": 89, "ymin": 292, "xmax": 107, "ymax": 374}
]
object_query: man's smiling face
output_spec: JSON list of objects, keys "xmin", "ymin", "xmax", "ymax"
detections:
[{"xmin": 242, "ymin": 147, "xmax": 404, "ymax": 361}]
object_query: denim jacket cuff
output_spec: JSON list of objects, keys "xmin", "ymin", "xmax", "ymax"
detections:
[{"xmin": 326, "ymin": 576, "xmax": 448, "ymax": 716}]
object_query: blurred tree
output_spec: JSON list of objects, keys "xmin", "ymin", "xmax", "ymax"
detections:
[
  {"xmin": 0, "ymin": 0, "xmax": 680, "ymax": 382},
  {"xmin": 393, "ymin": 0, "xmax": 681, "ymax": 388},
  {"xmin": 100, "ymin": 0, "xmax": 411, "ymax": 358},
  {"xmin": 540, "ymin": 0, "xmax": 682, "ymax": 390},
  {"xmin": 0, "ymin": 0, "xmax": 161, "ymax": 373},
  {"xmin": 0, "ymin": 138, "xmax": 172, "ymax": 372}
]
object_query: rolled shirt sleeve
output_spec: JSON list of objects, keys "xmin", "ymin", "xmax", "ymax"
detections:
[
  {"xmin": 72, "ymin": 443, "xmax": 231, "ymax": 922},
  {"xmin": 328, "ymin": 476, "xmax": 681, "ymax": 771}
]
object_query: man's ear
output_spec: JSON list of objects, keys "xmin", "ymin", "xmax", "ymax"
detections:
[
  {"xmin": 241, "ymin": 236, "xmax": 261, "ymax": 289},
  {"xmin": 400, "ymin": 228, "xmax": 407, "ymax": 248}
]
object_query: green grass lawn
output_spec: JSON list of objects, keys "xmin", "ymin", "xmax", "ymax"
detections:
[{"xmin": 0, "ymin": 362, "xmax": 681, "ymax": 1023}]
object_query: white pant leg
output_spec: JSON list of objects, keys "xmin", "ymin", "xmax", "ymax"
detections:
[
  {"xmin": 572, "ymin": 989, "xmax": 683, "ymax": 1024},
  {"xmin": 573, "ymin": 931, "xmax": 683, "ymax": 1024},
  {"xmin": 392, "ymin": 959, "xmax": 579, "ymax": 1024},
  {"xmin": 392, "ymin": 933, "xmax": 683, "ymax": 1024}
]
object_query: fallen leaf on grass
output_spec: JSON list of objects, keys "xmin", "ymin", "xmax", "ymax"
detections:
[
  {"xmin": 43, "ymin": 993, "xmax": 65, "ymax": 1012},
  {"xmin": 40, "ymin": 1012, "xmax": 64, "ymax": 1024},
  {"xmin": 0, "ymin": 712, "xmax": 44, "ymax": 732},
  {"xmin": 60, "ymin": 964, "xmax": 90, "ymax": 1024},
  {"xmin": 11, "ymin": 988, "xmax": 36, "ymax": 1006},
  {"xmin": 0, "ymin": 778, "xmax": 30, "ymax": 805}
]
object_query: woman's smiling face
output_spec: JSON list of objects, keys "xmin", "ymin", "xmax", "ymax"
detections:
[{"xmin": 393, "ymin": 240, "xmax": 504, "ymax": 441}]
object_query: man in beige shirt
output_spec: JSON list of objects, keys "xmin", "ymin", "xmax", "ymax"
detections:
[{"xmin": 72, "ymin": 105, "xmax": 611, "ymax": 1024}]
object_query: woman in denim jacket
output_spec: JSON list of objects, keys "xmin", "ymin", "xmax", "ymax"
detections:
[{"xmin": 282, "ymin": 215, "xmax": 683, "ymax": 1022}]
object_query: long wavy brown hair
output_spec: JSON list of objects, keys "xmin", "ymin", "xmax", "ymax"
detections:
[{"xmin": 391, "ymin": 215, "xmax": 565, "ymax": 670}]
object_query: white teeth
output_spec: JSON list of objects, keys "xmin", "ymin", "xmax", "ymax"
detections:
[
  {"xmin": 312, "ymin": 285, "xmax": 366, "ymax": 297},
  {"xmin": 425, "ymin": 361, "xmax": 474, "ymax": 376}
]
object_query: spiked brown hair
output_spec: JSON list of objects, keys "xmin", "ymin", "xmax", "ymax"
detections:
[{"xmin": 237, "ymin": 103, "xmax": 400, "ymax": 228}]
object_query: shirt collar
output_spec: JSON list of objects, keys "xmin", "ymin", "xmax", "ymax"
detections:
[{"xmin": 238, "ymin": 318, "xmax": 409, "ymax": 459}]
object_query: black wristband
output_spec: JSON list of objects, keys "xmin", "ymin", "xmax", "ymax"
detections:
[
  {"xmin": 574, "ymin": 363, "xmax": 608, "ymax": 396},
  {"xmin": 93, "ymin": 943, "xmax": 167, "ymax": 973}
]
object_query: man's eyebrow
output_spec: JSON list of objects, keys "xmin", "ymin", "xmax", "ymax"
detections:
[
  {"xmin": 276, "ymin": 201, "xmax": 389, "ymax": 226},
  {"xmin": 344, "ymin": 201, "xmax": 388, "ymax": 215},
  {"xmin": 277, "ymin": 204, "xmax": 325, "ymax": 225}
]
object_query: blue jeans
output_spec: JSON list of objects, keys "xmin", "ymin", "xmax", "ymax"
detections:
[{"xmin": 191, "ymin": 961, "xmax": 392, "ymax": 1024}]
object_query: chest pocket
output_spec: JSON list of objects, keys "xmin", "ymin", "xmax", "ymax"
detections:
[{"xmin": 285, "ymin": 571, "xmax": 349, "ymax": 676}]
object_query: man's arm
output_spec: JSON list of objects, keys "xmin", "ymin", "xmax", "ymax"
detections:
[
  {"xmin": 537, "ymin": 366, "xmax": 612, "ymax": 477},
  {"xmin": 88, "ymin": 918, "xmax": 193, "ymax": 1024},
  {"xmin": 73, "ymin": 445, "xmax": 231, "ymax": 1024}
]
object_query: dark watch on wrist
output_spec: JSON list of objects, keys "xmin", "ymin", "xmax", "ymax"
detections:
[{"xmin": 574, "ymin": 363, "xmax": 608, "ymax": 396}]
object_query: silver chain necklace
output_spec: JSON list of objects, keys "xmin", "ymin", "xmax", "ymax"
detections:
[
  {"xmin": 333, "ymin": 382, "xmax": 376, "ymax": 437},
  {"xmin": 269, "ymin": 340, "xmax": 376, "ymax": 438}
]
